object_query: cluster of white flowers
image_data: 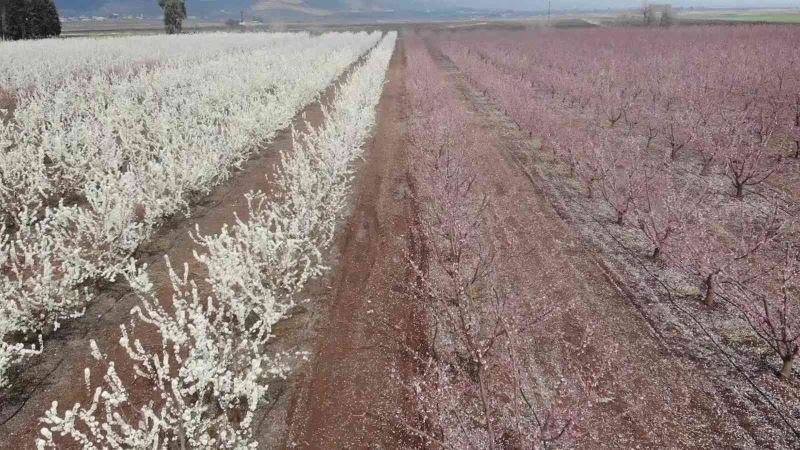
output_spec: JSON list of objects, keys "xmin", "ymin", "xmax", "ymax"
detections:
[
  {"xmin": 0, "ymin": 31, "xmax": 381, "ymax": 390},
  {"xmin": 36, "ymin": 32, "xmax": 396, "ymax": 449}
]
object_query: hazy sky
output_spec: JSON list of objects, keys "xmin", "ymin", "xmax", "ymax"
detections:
[{"xmin": 441, "ymin": 0, "xmax": 800, "ymax": 11}]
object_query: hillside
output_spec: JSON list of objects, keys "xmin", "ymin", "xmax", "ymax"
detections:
[{"xmin": 55, "ymin": 0, "xmax": 453, "ymax": 18}]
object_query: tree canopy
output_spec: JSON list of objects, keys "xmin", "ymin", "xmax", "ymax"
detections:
[
  {"xmin": 0, "ymin": 0, "xmax": 61, "ymax": 40},
  {"xmin": 158, "ymin": 0, "xmax": 186, "ymax": 34}
]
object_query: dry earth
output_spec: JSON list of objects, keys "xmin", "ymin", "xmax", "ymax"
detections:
[{"xmin": 284, "ymin": 36, "xmax": 426, "ymax": 449}]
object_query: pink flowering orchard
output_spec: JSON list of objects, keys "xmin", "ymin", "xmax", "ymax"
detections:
[{"xmin": 425, "ymin": 26, "xmax": 800, "ymax": 389}]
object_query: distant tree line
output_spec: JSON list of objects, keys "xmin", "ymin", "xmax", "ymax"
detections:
[{"xmin": 0, "ymin": 0, "xmax": 61, "ymax": 40}]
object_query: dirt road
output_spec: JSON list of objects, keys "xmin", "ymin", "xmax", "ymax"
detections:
[{"xmin": 284, "ymin": 37, "xmax": 424, "ymax": 449}]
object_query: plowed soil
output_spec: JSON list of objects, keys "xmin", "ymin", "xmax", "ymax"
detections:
[{"xmin": 284, "ymin": 36, "xmax": 425, "ymax": 449}]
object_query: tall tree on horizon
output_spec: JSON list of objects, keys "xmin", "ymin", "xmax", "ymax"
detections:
[
  {"xmin": 4, "ymin": 0, "xmax": 30, "ymax": 39},
  {"xmin": 0, "ymin": 0, "xmax": 60, "ymax": 40},
  {"xmin": 158, "ymin": 0, "xmax": 186, "ymax": 34},
  {"xmin": 39, "ymin": 0, "xmax": 59, "ymax": 36},
  {"xmin": 29, "ymin": 0, "xmax": 60, "ymax": 37},
  {"xmin": 0, "ymin": 0, "xmax": 6, "ymax": 39}
]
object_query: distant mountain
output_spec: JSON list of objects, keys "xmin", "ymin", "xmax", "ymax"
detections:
[
  {"xmin": 55, "ymin": 0, "xmax": 800, "ymax": 19},
  {"xmin": 55, "ymin": 0, "xmax": 249, "ymax": 17},
  {"xmin": 54, "ymin": 0, "xmax": 459, "ymax": 18}
]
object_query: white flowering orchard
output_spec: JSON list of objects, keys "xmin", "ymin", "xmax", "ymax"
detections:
[
  {"xmin": 0, "ymin": 30, "xmax": 384, "ymax": 391},
  {"xmin": 35, "ymin": 31, "xmax": 396, "ymax": 449}
]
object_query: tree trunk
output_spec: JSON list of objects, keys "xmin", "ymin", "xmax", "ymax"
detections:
[
  {"xmin": 178, "ymin": 422, "xmax": 188, "ymax": 450},
  {"xmin": 1, "ymin": 0, "xmax": 6, "ymax": 40},
  {"xmin": 652, "ymin": 246, "xmax": 660, "ymax": 259},
  {"xmin": 646, "ymin": 135, "xmax": 654, "ymax": 149},
  {"xmin": 704, "ymin": 274, "xmax": 715, "ymax": 306},
  {"xmin": 735, "ymin": 183, "xmax": 744, "ymax": 199},
  {"xmin": 700, "ymin": 157, "xmax": 713, "ymax": 176},
  {"xmin": 780, "ymin": 356, "xmax": 793, "ymax": 379},
  {"xmin": 616, "ymin": 210, "xmax": 624, "ymax": 226},
  {"xmin": 477, "ymin": 364, "xmax": 497, "ymax": 450}
]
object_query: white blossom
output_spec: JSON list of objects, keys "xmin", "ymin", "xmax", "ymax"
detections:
[
  {"xmin": 1, "ymin": 31, "xmax": 382, "ymax": 389},
  {"xmin": 36, "ymin": 32, "xmax": 396, "ymax": 449}
]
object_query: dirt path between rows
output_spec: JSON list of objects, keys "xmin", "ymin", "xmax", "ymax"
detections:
[
  {"xmin": 0, "ymin": 56, "xmax": 367, "ymax": 448},
  {"xmin": 283, "ymin": 37, "xmax": 424, "ymax": 449},
  {"xmin": 423, "ymin": 42, "xmax": 747, "ymax": 448}
]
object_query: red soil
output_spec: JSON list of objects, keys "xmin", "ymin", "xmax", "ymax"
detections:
[{"xmin": 284, "ymin": 36, "xmax": 426, "ymax": 449}]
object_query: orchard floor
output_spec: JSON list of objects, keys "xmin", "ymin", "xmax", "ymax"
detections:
[{"xmin": 1, "ymin": 30, "xmax": 798, "ymax": 449}]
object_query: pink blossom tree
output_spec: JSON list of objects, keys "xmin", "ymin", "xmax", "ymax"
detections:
[
  {"xmin": 572, "ymin": 131, "xmax": 607, "ymax": 199},
  {"xmin": 717, "ymin": 110, "xmax": 782, "ymax": 198},
  {"xmin": 633, "ymin": 168, "xmax": 698, "ymax": 259},
  {"xmin": 730, "ymin": 239, "xmax": 800, "ymax": 379},
  {"xmin": 599, "ymin": 85, "xmax": 634, "ymax": 128},
  {"xmin": 640, "ymin": 103, "xmax": 662, "ymax": 150},
  {"xmin": 661, "ymin": 106, "xmax": 697, "ymax": 160},
  {"xmin": 694, "ymin": 125, "xmax": 720, "ymax": 176},
  {"xmin": 671, "ymin": 202, "xmax": 781, "ymax": 306},
  {"xmin": 598, "ymin": 137, "xmax": 646, "ymax": 226}
]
